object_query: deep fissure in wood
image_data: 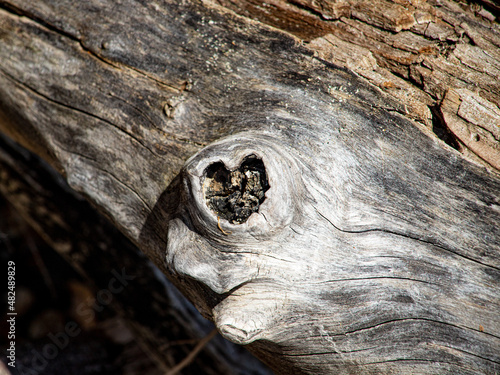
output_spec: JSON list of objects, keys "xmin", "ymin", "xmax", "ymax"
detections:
[
  {"xmin": 203, "ymin": 156, "xmax": 269, "ymax": 224},
  {"xmin": 430, "ymin": 104, "xmax": 460, "ymax": 151}
]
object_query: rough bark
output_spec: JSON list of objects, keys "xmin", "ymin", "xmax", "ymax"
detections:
[
  {"xmin": 0, "ymin": 0, "xmax": 499, "ymax": 374},
  {"xmin": 215, "ymin": 0, "xmax": 500, "ymax": 170}
]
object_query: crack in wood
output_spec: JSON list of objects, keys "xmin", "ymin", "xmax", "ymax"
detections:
[
  {"xmin": 317, "ymin": 276, "xmax": 435, "ymax": 286},
  {"xmin": 340, "ymin": 317, "xmax": 500, "ymax": 340},
  {"xmin": 2, "ymin": 0, "xmax": 499, "ymax": 373},
  {"xmin": 59, "ymin": 146, "xmax": 154, "ymax": 212},
  {"xmin": 313, "ymin": 205, "xmax": 500, "ymax": 271},
  {"xmin": 0, "ymin": 2, "xmax": 184, "ymax": 93},
  {"xmin": 0, "ymin": 67, "xmax": 160, "ymax": 157},
  {"xmin": 0, "ymin": 5, "xmax": 212, "ymax": 151},
  {"xmin": 109, "ymin": 93, "xmax": 208, "ymax": 148}
]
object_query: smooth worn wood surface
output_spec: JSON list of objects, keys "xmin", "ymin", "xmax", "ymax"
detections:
[
  {"xmin": 0, "ymin": 134, "xmax": 271, "ymax": 375},
  {"xmin": 0, "ymin": 0, "xmax": 499, "ymax": 374}
]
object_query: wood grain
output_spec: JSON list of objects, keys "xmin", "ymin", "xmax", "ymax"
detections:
[
  {"xmin": 0, "ymin": 133, "xmax": 271, "ymax": 375},
  {"xmin": 217, "ymin": 0, "xmax": 500, "ymax": 171},
  {"xmin": 0, "ymin": 0, "xmax": 499, "ymax": 373}
]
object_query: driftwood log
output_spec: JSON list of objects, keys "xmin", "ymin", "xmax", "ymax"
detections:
[{"xmin": 0, "ymin": 0, "xmax": 499, "ymax": 374}]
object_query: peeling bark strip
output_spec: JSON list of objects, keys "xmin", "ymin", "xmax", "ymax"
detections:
[
  {"xmin": 0, "ymin": 0, "xmax": 499, "ymax": 374},
  {"xmin": 216, "ymin": 0, "xmax": 500, "ymax": 171}
]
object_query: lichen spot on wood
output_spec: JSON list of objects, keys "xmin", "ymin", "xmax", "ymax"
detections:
[{"xmin": 203, "ymin": 156, "xmax": 270, "ymax": 224}]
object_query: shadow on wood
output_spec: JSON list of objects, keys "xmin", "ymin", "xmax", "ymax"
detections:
[{"xmin": 0, "ymin": 0, "xmax": 499, "ymax": 373}]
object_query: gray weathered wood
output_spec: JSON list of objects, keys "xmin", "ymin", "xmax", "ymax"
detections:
[
  {"xmin": 0, "ymin": 133, "xmax": 271, "ymax": 375},
  {"xmin": 0, "ymin": 0, "xmax": 499, "ymax": 373}
]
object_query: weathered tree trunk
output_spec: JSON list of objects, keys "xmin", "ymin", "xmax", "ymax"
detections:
[{"xmin": 0, "ymin": 0, "xmax": 499, "ymax": 374}]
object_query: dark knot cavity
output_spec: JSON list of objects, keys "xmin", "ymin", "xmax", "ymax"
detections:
[{"xmin": 203, "ymin": 156, "xmax": 270, "ymax": 224}]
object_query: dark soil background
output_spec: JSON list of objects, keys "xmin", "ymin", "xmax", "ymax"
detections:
[{"xmin": 0, "ymin": 195, "xmax": 152, "ymax": 375}]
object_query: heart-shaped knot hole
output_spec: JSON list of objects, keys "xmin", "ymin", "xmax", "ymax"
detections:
[{"xmin": 203, "ymin": 155, "xmax": 270, "ymax": 224}]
